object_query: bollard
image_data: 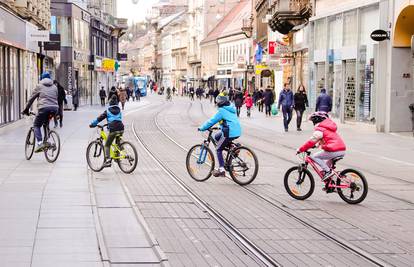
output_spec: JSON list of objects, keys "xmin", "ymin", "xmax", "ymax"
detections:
[{"xmin": 410, "ymin": 103, "xmax": 414, "ymax": 136}]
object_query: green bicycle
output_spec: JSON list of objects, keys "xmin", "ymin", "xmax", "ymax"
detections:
[{"xmin": 86, "ymin": 124, "xmax": 138, "ymax": 173}]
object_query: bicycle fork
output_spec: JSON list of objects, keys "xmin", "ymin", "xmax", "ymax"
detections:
[{"xmin": 197, "ymin": 144, "xmax": 208, "ymax": 164}]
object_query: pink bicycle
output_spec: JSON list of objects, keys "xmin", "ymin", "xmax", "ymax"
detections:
[{"xmin": 284, "ymin": 150, "xmax": 368, "ymax": 204}]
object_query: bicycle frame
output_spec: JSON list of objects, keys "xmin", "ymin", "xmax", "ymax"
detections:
[
  {"xmin": 301, "ymin": 153, "xmax": 352, "ymax": 190},
  {"xmin": 97, "ymin": 126, "xmax": 125, "ymax": 160}
]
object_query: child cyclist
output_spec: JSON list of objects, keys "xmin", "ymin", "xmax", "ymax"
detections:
[
  {"xmin": 198, "ymin": 94, "xmax": 242, "ymax": 177},
  {"xmin": 89, "ymin": 95, "xmax": 124, "ymax": 167},
  {"xmin": 297, "ymin": 112, "xmax": 346, "ymax": 182}
]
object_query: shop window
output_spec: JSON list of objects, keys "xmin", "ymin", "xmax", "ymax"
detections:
[
  {"xmin": 343, "ymin": 10, "xmax": 357, "ymax": 47},
  {"xmin": 328, "ymin": 14, "xmax": 342, "ymax": 50},
  {"xmin": 314, "ymin": 19, "xmax": 326, "ymax": 50},
  {"xmin": 344, "ymin": 59, "xmax": 356, "ymax": 120},
  {"xmin": 56, "ymin": 17, "xmax": 72, "ymax": 47}
]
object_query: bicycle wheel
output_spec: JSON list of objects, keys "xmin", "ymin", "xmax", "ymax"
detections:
[
  {"xmin": 284, "ymin": 166, "xmax": 315, "ymax": 200},
  {"xmin": 228, "ymin": 146, "xmax": 259, "ymax": 186},
  {"xmin": 337, "ymin": 169, "xmax": 368, "ymax": 204},
  {"xmin": 117, "ymin": 141, "xmax": 138, "ymax": 174},
  {"xmin": 186, "ymin": 144, "xmax": 215, "ymax": 182},
  {"xmin": 44, "ymin": 130, "xmax": 61, "ymax": 163},
  {"xmin": 25, "ymin": 128, "xmax": 35, "ymax": 160},
  {"xmin": 86, "ymin": 140, "xmax": 105, "ymax": 172}
]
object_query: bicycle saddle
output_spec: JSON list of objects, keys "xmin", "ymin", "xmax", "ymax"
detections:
[{"xmin": 331, "ymin": 156, "xmax": 344, "ymax": 164}]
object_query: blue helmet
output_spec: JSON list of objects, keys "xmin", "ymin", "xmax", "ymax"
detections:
[{"xmin": 40, "ymin": 72, "xmax": 51, "ymax": 80}]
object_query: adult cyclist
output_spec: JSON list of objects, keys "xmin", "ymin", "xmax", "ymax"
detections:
[
  {"xmin": 198, "ymin": 94, "xmax": 242, "ymax": 177},
  {"xmin": 22, "ymin": 72, "xmax": 59, "ymax": 152}
]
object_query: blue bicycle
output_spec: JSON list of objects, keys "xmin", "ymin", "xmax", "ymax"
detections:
[{"xmin": 186, "ymin": 127, "xmax": 259, "ymax": 185}]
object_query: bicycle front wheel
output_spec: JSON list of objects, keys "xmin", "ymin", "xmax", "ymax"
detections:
[
  {"xmin": 337, "ymin": 169, "xmax": 368, "ymax": 204},
  {"xmin": 86, "ymin": 140, "xmax": 105, "ymax": 172},
  {"xmin": 44, "ymin": 130, "xmax": 61, "ymax": 163},
  {"xmin": 228, "ymin": 147, "xmax": 259, "ymax": 186},
  {"xmin": 186, "ymin": 144, "xmax": 215, "ymax": 182},
  {"xmin": 117, "ymin": 141, "xmax": 138, "ymax": 174},
  {"xmin": 284, "ymin": 166, "xmax": 315, "ymax": 200},
  {"xmin": 25, "ymin": 128, "xmax": 35, "ymax": 160}
]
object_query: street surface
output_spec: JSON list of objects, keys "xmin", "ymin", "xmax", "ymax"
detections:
[{"xmin": 0, "ymin": 94, "xmax": 413, "ymax": 266}]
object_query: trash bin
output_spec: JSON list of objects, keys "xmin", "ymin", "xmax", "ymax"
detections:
[{"xmin": 410, "ymin": 103, "xmax": 414, "ymax": 136}]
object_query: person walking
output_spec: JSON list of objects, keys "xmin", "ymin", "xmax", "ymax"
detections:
[
  {"xmin": 53, "ymin": 80, "xmax": 66, "ymax": 128},
  {"xmin": 189, "ymin": 87, "xmax": 195, "ymax": 101},
  {"xmin": 257, "ymin": 89, "xmax": 264, "ymax": 112},
  {"xmin": 278, "ymin": 83, "xmax": 294, "ymax": 132},
  {"xmin": 245, "ymin": 93, "xmax": 253, "ymax": 117},
  {"xmin": 72, "ymin": 87, "xmax": 79, "ymax": 111},
  {"xmin": 293, "ymin": 84, "xmax": 309, "ymax": 131},
  {"xmin": 213, "ymin": 88, "xmax": 220, "ymax": 105},
  {"xmin": 134, "ymin": 86, "xmax": 141, "ymax": 102},
  {"xmin": 99, "ymin": 86, "xmax": 106, "ymax": 106},
  {"xmin": 208, "ymin": 87, "xmax": 214, "ymax": 103},
  {"xmin": 108, "ymin": 86, "xmax": 118, "ymax": 103},
  {"xmin": 316, "ymin": 88, "xmax": 332, "ymax": 113},
  {"xmin": 263, "ymin": 87, "xmax": 275, "ymax": 117},
  {"xmin": 118, "ymin": 86, "xmax": 127, "ymax": 110},
  {"xmin": 234, "ymin": 90, "xmax": 244, "ymax": 117}
]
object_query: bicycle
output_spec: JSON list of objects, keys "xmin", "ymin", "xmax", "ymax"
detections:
[
  {"xmin": 86, "ymin": 124, "xmax": 138, "ymax": 173},
  {"xmin": 186, "ymin": 127, "xmax": 259, "ymax": 186},
  {"xmin": 24, "ymin": 112, "xmax": 61, "ymax": 163},
  {"xmin": 284, "ymin": 150, "xmax": 368, "ymax": 204}
]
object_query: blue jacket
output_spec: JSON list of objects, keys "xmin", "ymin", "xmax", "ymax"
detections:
[
  {"xmin": 91, "ymin": 105, "xmax": 124, "ymax": 132},
  {"xmin": 278, "ymin": 89, "xmax": 294, "ymax": 108},
  {"xmin": 200, "ymin": 105, "xmax": 241, "ymax": 138},
  {"xmin": 316, "ymin": 93, "xmax": 332, "ymax": 112}
]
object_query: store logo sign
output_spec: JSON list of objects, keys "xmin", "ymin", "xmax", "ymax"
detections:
[{"xmin": 370, "ymin": 30, "xmax": 389, "ymax": 42}]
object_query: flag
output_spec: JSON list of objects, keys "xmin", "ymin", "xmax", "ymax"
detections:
[{"xmin": 255, "ymin": 43, "xmax": 263, "ymax": 63}]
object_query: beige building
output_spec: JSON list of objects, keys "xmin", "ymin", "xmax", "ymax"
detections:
[{"xmin": 2, "ymin": 0, "xmax": 51, "ymax": 29}]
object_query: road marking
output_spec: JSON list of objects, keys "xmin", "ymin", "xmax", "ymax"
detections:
[{"xmin": 350, "ymin": 149, "xmax": 414, "ymax": 167}]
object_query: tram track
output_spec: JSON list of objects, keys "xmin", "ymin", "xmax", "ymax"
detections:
[{"xmin": 147, "ymin": 100, "xmax": 391, "ymax": 267}]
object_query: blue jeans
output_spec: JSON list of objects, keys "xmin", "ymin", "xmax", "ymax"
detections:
[
  {"xmin": 282, "ymin": 106, "xmax": 293, "ymax": 130},
  {"xmin": 214, "ymin": 132, "xmax": 236, "ymax": 168},
  {"xmin": 34, "ymin": 107, "xmax": 58, "ymax": 142}
]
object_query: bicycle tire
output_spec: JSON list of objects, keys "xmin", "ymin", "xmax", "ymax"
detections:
[
  {"xmin": 337, "ymin": 169, "xmax": 368, "ymax": 204},
  {"xmin": 44, "ymin": 130, "xmax": 61, "ymax": 163},
  {"xmin": 186, "ymin": 144, "xmax": 215, "ymax": 182},
  {"xmin": 229, "ymin": 146, "xmax": 259, "ymax": 186},
  {"xmin": 25, "ymin": 128, "xmax": 35, "ymax": 160},
  {"xmin": 284, "ymin": 166, "xmax": 315, "ymax": 200},
  {"xmin": 86, "ymin": 140, "xmax": 105, "ymax": 172},
  {"xmin": 117, "ymin": 141, "xmax": 138, "ymax": 174}
]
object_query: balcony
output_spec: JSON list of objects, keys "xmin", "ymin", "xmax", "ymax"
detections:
[{"xmin": 268, "ymin": 0, "xmax": 312, "ymax": 34}]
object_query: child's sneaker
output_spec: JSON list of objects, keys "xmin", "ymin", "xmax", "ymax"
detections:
[
  {"xmin": 212, "ymin": 167, "xmax": 225, "ymax": 177},
  {"xmin": 103, "ymin": 159, "xmax": 112, "ymax": 168}
]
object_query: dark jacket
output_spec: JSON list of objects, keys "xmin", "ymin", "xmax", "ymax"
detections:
[
  {"xmin": 278, "ymin": 89, "xmax": 294, "ymax": 108},
  {"xmin": 57, "ymin": 84, "xmax": 66, "ymax": 106},
  {"xmin": 263, "ymin": 89, "xmax": 275, "ymax": 106},
  {"xmin": 72, "ymin": 88, "xmax": 79, "ymax": 105},
  {"xmin": 92, "ymin": 105, "xmax": 124, "ymax": 132},
  {"xmin": 294, "ymin": 92, "xmax": 309, "ymax": 111},
  {"xmin": 108, "ymin": 88, "xmax": 119, "ymax": 102},
  {"xmin": 234, "ymin": 91, "xmax": 244, "ymax": 107},
  {"xmin": 316, "ymin": 92, "xmax": 332, "ymax": 112},
  {"xmin": 99, "ymin": 89, "xmax": 106, "ymax": 98}
]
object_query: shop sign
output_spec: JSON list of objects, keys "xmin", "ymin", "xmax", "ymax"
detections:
[
  {"xmin": 247, "ymin": 65, "xmax": 254, "ymax": 73},
  {"xmin": 95, "ymin": 58, "xmax": 102, "ymax": 69},
  {"xmin": 44, "ymin": 34, "xmax": 61, "ymax": 51},
  {"xmin": 28, "ymin": 30, "xmax": 49, "ymax": 42},
  {"xmin": 279, "ymin": 58, "xmax": 292, "ymax": 66},
  {"xmin": 82, "ymin": 11, "xmax": 91, "ymax": 23},
  {"xmin": 117, "ymin": 53, "xmax": 128, "ymax": 61},
  {"xmin": 370, "ymin": 30, "xmax": 389, "ymax": 42},
  {"xmin": 74, "ymin": 51, "xmax": 87, "ymax": 62},
  {"xmin": 102, "ymin": 58, "xmax": 116, "ymax": 72},
  {"xmin": 68, "ymin": 66, "xmax": 73, "ymax": 91},
  {"xmin": 268, "ymin": 41, "xmax": 276, "ymax": 55},
  {"xmin": 217, "ymin": 70, "xmax": 226, "ymax": 76},
  {"xmin": 268, "ymin": 60, "xmax": 279, "ymax": 69},
  {"xmin": 275, "ymin": 42, "xmax": 291, "ymax": 54},
  {"xmin": 255, "ymin": 64, "xmax": 268, "ymax": 75}
]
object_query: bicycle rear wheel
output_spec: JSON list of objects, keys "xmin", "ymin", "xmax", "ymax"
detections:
[
  {"xmin": 25, "ymin": 128, "xmax": 35, "ymax": 160},
  {"xmin": 284, "ymin": 166, "xmax": 315, "ymax": 200},
  {"xmin": 337, "ymin": 169, "xmax": 368, "ymax": 204},
  {"xmin": 44, "ymin": 130, "xmax": 61, "ymax": 163},
  {"xmin": 117, "ymin": 141, "xmax": 138, "ymax": 174},
  {"xmin": 228, "ymin": 146, "xmax": 259, "ymax": 186},
  {"xmin": 86, "ymin": 140, "xmax": 105, "ymax": 172},
  {"xmin": 186, "ymin": 144, "xmax": 215, "ymax": 182}
]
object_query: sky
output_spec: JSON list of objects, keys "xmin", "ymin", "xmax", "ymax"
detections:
[{"xmin": 117, "ymin": 0, "xmax": 160, "ymax": 25}]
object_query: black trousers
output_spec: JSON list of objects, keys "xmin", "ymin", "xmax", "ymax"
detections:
[
  {"xmin": 54, "ymin": 105, "xmax": 64, "ymax": 126},
  {"xmin": 295, "ymin": 109, "xmax": 305, "ymax": 129},
  {"xmin": 265, "ymin": 104, "xmax": 271, "ymax": 116},
  {"xmin": 100, "ymin": 97, "xmax": 105, "ymax": 106}
]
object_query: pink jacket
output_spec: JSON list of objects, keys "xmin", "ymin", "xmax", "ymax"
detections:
[
  {"xmin": 245, "ymin": 96, "xmax": 253, "ymax": 108},
  {"xmin": 299, "ymin": 119, "xmax": 346, "ymax": 152}
]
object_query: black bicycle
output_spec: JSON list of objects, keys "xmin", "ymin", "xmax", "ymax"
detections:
[
  {"xmin": 186, "ymin": 127, "xmax": 259, "ymax": 185},
  {"xmin": 24, "ymin": 112, "xmax": 61, "ymax": 163}
]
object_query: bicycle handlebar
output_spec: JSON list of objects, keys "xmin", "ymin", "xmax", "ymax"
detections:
[
  {"xmin": 208, "ymin": 127, "xmax": 220, "ymax": 132},
  {"xmin": 96, "ymin": 124, "xmax": 108, "ymax": 129}
]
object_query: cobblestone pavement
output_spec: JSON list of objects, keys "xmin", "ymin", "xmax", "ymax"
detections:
[{"xmin": 121, "ymin": 94, "xmax": 414, "ymax": 266}]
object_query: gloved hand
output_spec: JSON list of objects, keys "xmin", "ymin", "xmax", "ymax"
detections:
[
  {"xmin": 89, "ymin": 124, "xmax": 96, "ymax": 128},
  {"xmin": 296, "ymin": 149, "xmax": 301, "ymax": 155},
  {"xmin": 197, "ymin": 128, "xmax": 201, "ymax": 132}
]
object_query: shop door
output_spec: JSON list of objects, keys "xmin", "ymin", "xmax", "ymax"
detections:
[
  {"xmin": 0, "ymin": 45, "xmax": 4, "ymax": 125},
  {"xmin": 344, "ymin": 59, "xmax": 357, "ymax": 120},
  {"xmin": 332, "ymin": 61, "xmax": 343, "ymax": 118}
]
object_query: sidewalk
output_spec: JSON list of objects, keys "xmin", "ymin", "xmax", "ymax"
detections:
[{"xmin": 0, "ymin": 99, "xmax": 166, "ymax": 266}]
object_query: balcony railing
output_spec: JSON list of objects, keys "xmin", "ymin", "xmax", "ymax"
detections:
[{"xmin": 268, "ymin": 0, "xmax": 312, "ymax": 34}]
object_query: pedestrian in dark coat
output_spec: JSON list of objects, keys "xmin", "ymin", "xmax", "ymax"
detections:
[
  {"xmin": 257, "ymin": 89, "xmax": 264, "ymax": 112},
  {"xmin": 263, "ymin": 87, "xmax": 275, "ymax": 116},
  {"xmin": 53, "ymin": 80, "xmax": 66, "ymax": 127},
  {"xmin": 316, "ymin": 88, "xmax": 332, "ymax": 113},
  {"xmin": 108, "ymin": 86, "xmax": 118, "ymax": 103},
  {"xmin": 72, "ymin": 87, "xmax": 79, "ymax": 111},
  {"xmin": 234, "ymin": 90, "xmax": 244, "ymax": 117},
  {"xmin": 278, "ymin": 84, "xmax": 294, "ymax": 131},
  {"xmin": 99, "ymin": 86, "xmax": 106, "ymax": 106},
  {"xmin": 293, "ymin": 84, "xmax": 309, "ymax": 131},
  {"xmin": 213, "ymin": 88, "xmax": 220, "ymax": 105}
]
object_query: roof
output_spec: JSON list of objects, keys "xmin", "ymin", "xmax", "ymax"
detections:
[
  {"xmin": 158, "ymin": 10, "xmax": 186, "ymax": 30},
  {"xmin": 201, "ymin": 0, "xmax": 251, "ymax": 45}
]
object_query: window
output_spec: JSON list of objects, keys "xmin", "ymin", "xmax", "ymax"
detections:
[
  {"xmin": 314, "ymin": 19, "xmax": 326, "ymax": 50},
  {"xmin": 343, "ymin": 10, "xmax": 357, "ymax": 47},
  {"xmin": 328, "ymin": 14, "xmax": 342, "ymax": 50}
]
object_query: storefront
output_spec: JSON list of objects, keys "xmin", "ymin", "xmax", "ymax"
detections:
[
  {"xmin": 310, "ymin": 4, "xmax": 379, "ymax": 123},
  {"xmin": 0, "ymin": 7, "xmax": 31, "ymax": 125},
  {"xmin": 216, "ymin": 68, "xmax": 232, "ymax": 89}
]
